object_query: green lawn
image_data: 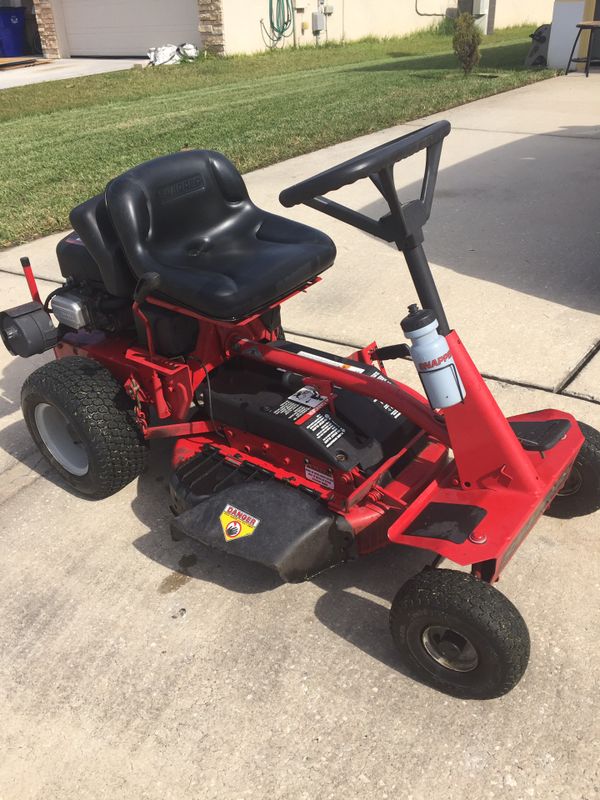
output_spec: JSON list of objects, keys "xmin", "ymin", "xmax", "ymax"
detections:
[{"xmin": 0, "ymin": 26, "xmax": 553, "ymax": 248}]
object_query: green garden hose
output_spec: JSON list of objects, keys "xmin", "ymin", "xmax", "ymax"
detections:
[{"xmin": 261, "ymin": 0, "xmax": 295, "ymax": 48}]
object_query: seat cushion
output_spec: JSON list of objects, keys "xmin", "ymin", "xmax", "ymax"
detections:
[
  {"xmin": 105, "ymin": 150, "xmax": 336, "ymax": 321},
  {"xmin": 149, "ymin": 212, "xmax": 335, "ymax": 319}
]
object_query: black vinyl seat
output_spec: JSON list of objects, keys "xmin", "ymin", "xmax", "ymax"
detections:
[
  {"xmin": 70, "ymin": 193, "xmax": 136, "ymax": 298},
  {"xmin": 105, "ymin": 150, "xmax": 336, "ymax": 321}
]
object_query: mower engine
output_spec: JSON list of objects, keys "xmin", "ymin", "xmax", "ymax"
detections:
[{"xmin": 50, "ymin": 286, "xmax": 132, "ymax": 334}]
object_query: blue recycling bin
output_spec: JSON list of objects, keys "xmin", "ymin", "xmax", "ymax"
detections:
[{"xmin": 0, "ymin": 7, "xmax": 26, "ymax": 57}]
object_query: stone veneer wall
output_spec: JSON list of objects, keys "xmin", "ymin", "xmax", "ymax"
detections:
[
  {"xmin": 32, "ymin": 0, "xmax": 59, "ymax": 58},
  {"xmin": 197, "ymin": 0, "xmax": 225, "ymax": 55}
]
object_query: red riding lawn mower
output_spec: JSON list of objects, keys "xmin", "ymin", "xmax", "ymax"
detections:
[{"xmin": 2, "ymin": 121, "xmax": 599, "ymax": 699}]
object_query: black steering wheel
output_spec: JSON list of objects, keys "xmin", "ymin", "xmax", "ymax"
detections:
[{"xmin": 279, "ymin": 120, "xmax": 451, "ymax": 208}]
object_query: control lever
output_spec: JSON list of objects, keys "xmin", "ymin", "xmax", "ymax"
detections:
[{"xmin": 371, "ymin": 343, "xmax": 411, "ymax": 362}]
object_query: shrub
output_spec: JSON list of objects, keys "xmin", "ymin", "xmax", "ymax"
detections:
[{"xmin": 453, "ymin": 12, "xmax": 482, "ymax": 75}]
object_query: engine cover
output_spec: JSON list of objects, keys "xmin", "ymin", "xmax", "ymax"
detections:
[
  {"xmin": 51, "ymin": 291, "xmax": 90, "ymax": 329},
  {"xmin": 203, "ymin": 342, "xmax": 419, "ymax": 474},
  {"xmin": 50, "ymin": 286, "xmax": 132, "ymax": 334}
]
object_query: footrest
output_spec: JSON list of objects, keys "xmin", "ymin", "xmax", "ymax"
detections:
[
  {"xmin": 402, "ymin": 502, "xmax": 487, "ymax": 544},
  {"xmin": 509, "ymin": 418, "xmax": 571, "ymax": 452}
]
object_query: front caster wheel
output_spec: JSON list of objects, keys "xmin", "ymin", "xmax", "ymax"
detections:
[
  {"xmin": 390, "ymin": 569, "xmax": 530, "ymax": 699},
  {"xmin": 545, "ymin": 421, "xmax": 600, "ymax": 519}
]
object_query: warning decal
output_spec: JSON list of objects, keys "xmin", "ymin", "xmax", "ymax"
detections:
[
  {"xmin": 220, "ymin": 504, "xmax": 260, "ymax": 542},
  {"xmin": 287, "ymin": 387, "xmax": 325, "ymax": 408},
  {"xmin": 304, "ymin": 412, "xmax": 346, "ymax": 448},
  {"xmin": 305, "ymin": 463, "xmax": 335, "ymax": 490},
  {"xmin": 271, "ymin": 386, "xmax": 328, "ymax": 425}
]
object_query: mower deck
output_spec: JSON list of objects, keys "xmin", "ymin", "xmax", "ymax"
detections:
[{"xmin": 166, "ymin": 408, "xmax": 580, "ymax": 584}]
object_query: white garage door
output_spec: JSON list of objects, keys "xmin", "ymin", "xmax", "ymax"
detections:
[{"xmin": 61, "ymin": 0, "xmax": 202, "ymax": 57}]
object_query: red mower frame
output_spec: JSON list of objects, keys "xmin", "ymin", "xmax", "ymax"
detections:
[{"xmin": 45, "ymin": 266, "xmax": 582, "ymax": 585}]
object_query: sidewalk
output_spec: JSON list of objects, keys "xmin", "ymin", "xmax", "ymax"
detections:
[
  {"xmin": 1, "ymin": 74, "xmax": 599, "ymax": 800},
  {"xmin": 0, "ymin": 58, "xmax": 144, "ymax": 90}
]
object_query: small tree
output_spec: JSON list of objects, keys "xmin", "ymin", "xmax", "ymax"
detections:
[{"xmin": 453, "ymin": 12, "xmax": 482, "ymax": 75}]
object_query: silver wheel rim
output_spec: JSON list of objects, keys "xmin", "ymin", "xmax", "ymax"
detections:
[
  {"xmin": 421, "ymin": 625, "xmax": 479, "ymax": 672},
  {"xmin": 34, "ymin": 403, "xmax": 89, "ymax": 477}
]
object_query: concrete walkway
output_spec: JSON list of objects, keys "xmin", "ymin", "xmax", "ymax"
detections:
[
  {"xmin": 1, "ymin": 74, "xmax": 599, "ymax": 800},
  {"xmin": 0, "ymin": 57, "xmax": 145, "ymax": 90}
]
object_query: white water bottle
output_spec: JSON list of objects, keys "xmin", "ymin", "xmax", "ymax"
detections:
[{"xmin": 401, "ymin": 304, "xmax": 465, "ymax": 409}]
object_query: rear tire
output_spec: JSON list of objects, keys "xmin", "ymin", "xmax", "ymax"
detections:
[
  {"xmin": 22, "ymin": 356, "xmax": 147, "ymax": 499},
  {"xmin": 545, "ymin": 421, "xmax": 600, "ymax": 519},
  {"xmin": 390, "ymin": 569, "xmax": 530, "ymax": 699}
]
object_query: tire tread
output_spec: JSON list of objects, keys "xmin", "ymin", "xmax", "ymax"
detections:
[
  {"xmin": 22, "ymin": 356, "xmax": 147, "ymax": 498},
  {"xmin": 390, "ymin": 568, "xmax": 530, "ymax": 699}
]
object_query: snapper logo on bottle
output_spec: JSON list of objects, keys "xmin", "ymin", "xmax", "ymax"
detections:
[
  {"xmin": 418, "ymin": 350, "xmax": 452, "ymax": 371},
  {"xmin": 220, "ymin": 504, "xmax": 260, "ymax": 542}
]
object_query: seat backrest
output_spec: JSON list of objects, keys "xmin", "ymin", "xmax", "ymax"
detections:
[
  {"xmin": 104, "ymin": 150, "xmax": 257, "ymax": 277},
  {"xmin": 70, "ymin": 194, "xmax": 136, "ymax": 298}
]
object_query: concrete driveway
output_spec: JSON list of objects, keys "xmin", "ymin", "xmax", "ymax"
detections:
[
  {"xmin": 0, "ymin": 74, "xmax": 599, "ymax": 799},
  {"xmin": 0, "ymin": 58, "xmax": 145, "ymax": 90}
]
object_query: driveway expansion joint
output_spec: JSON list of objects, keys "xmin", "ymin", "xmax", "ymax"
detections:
[
  {"xmin": 288, "ymin": 329, "xmax": 600, "ymax": 408},
  {"xmin": 555, "ymin": 339, "xmax": 600, "ymax": 394}
]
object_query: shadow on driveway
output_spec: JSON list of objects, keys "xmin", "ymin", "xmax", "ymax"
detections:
[{"xmin": 355, "ymin": 124, "xmax": 600, "ymax": 316}]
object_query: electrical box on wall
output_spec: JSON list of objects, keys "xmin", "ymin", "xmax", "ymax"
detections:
[
  {"xmin": 323, "ymin": 5, "xmax": 334, "ymax": 14},
  {"xmin": 458, "ymin": 0, "xmax": 489, "ymax": 32},
  {"xmin": 312, "ymin": 12, "xmax": 325, "ymax": 33}
]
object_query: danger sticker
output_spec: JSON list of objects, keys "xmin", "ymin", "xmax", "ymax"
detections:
[{"xmin": 220, "ymin": 504, "xmax": 260, "ymax": 542}]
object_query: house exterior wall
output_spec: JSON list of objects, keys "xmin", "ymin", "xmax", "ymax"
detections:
[
  {"xmin": 547, "ymin": 0, "xmax": 596, "ymax": 69},
  {"xmin": 34, "ymin": 0, "xmax": 555, "ymax": 60},
  {"xmin": 221, "ymin": 0, "xmax": 555, "ymax": 55},
  {"xmin": 492, "ymin": 0, "xmax": 554, "ymax": 28},
  {"xmin": 221, "ymin": 0, "xmax": 451, "ymax": 55}
]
